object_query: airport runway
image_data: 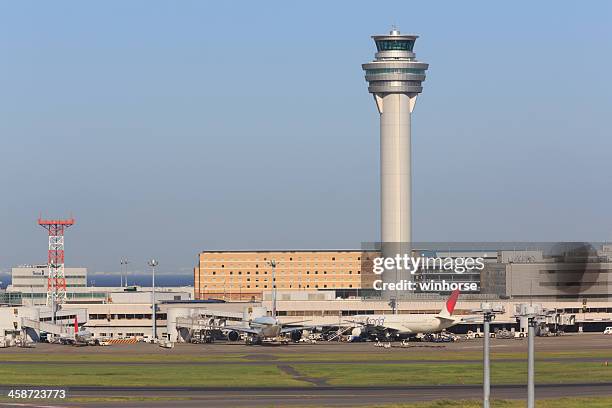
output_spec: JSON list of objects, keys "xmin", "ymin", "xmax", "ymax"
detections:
[{"xmin": 2, "ymin": 383, "xmax": 612, "ymax": 408}]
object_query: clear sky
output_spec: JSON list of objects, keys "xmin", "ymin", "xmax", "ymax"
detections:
[{"xmin": 1, "ymin": 1, "xmax": 611, "ymax": 279}]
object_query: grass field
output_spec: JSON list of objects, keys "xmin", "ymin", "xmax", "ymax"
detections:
[
  {"xmin": 364, "ymin": 398, "xmax": 612, "ymax": 408},
  {"xmin": 0, "ymin": 360, "xmax": 611, "ymax": 387},
  {"xmin": 1, "ymin": 348, "xmax": 611, "ymax": 407},
  {"xmin": 2, "ymin": 341, "xmax": 610, "ymax": 406},
  {"xmin": 271, "ymin": 350, "xmax": 612, "ymax": 362},
  {"xmin": 1, "ymin": 396, "xmax": 612, "ymax": 407},
  {"xmin": 292, "ymin": 361, "xmax": 612, "ymax": 386},
  {"xmin": 2, "ymin": 349, "xmax": 612, "ymax": 363},
  {"xmin": 0, "ymin": 364, "xmax": 305, "ymax": 387},
  {"xmin": 0, "ymin": 353, "xmax": 249, "ymax": 363}
]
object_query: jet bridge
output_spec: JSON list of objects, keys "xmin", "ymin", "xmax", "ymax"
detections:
[
  {"xmin": 19, "ymin": 308, "xmax": 88, "ymax": 342},
  {"xmin": 20, "ymin": 318, "xmax": 71, "ymax": 337}
]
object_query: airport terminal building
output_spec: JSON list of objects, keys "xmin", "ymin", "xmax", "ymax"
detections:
[
  {"xmin": 10, "ymin": 265, "xmax": 92, "ymax": 305},
  {"xmin": 194, "ymin": 245, "xmax": 612, "ymax": 301},
  {"xmin": 4, "ymin": 245, "xmax": 612, "ymax": 343}
]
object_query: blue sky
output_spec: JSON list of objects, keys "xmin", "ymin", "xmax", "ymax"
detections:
[{"xmin": 1, "ymin": 1, "xmax": 611, "ymax": 278}]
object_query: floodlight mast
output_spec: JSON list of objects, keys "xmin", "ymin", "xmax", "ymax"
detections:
[
  {"xmin": 148, "ymin": 259, "xmax": 159, "ymax": 340},
  {"xmin": 473, "ymin": 303, "xmax": 505, "ymax": 408},
  {"xmin": 267, "ymin": 260, "xmax": 277, "ymax": 320},
  {"xmin": 528, "ymin": 317, "xmax": 535, "ymax": 407},
  {"xmin": 120, "ymin": 258, "xmax": 129, "ymax": 287},
  {"xmin": 516, "ymin": 303, "xmax": 550, "ymax": 408}
]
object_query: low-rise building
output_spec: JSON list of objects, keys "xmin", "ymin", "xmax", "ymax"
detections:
[
  {"xmin": 9, "ymin": 265, "xmax": 89, "ymax": 305},
  {"xmin": 194, "ymin": 250, "xmax": 374, "ymax": 301}
]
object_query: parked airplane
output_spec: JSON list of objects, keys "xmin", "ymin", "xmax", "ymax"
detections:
[
  {"xmin": 58, "ymin": 316, "xmax": 96, "ymax": 346},
  {"xmin": 222, "ymin": 306, "xmax": 305, "ymax": 345},
  {"xmin": 220, "ymin": 260, "xmax": 307, "ymax": 345},
  {"xmin": 347, "ymin": 289, "xmax": 465, "ymax": 340}
]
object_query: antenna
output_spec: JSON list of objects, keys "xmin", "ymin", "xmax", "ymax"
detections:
[{"xmin": 38, "ymin": 216, "xmax": 75, "ymax": 324}]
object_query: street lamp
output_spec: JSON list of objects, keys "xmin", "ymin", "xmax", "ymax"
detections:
[
  {"xmin": 148, "ymin": 259, "xmax": 159, "ymax": 340},
  {"xmin": 267, "ymin": 260, "xmax": 277, "ymax": 319},
  {"xmin": 120, "ymin": 258, "xmax": 129, "ymax": 287},
  {"xmin": 473, "ymin": 302, "xmax": 505, "ymax": 408},
  {"xmin": 515, "ymin": 303, "xmax": 549, "ymax": 408}
]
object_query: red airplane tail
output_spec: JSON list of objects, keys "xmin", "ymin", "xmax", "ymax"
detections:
[{"xmin": 439, "ymin": 289, "xmax": 460, "ymax": 318}]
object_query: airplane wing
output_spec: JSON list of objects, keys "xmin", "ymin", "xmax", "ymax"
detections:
[
  {"xmin": 340, "ymin": 319, "xmax": 391, "ymax": 332},
  {"xmin": 458, "ymin": 316, "xmax": 481, "ymax": 323},
  {"xmin": 341, "ymin": 319, "xmax": 374, "ymax": 327},
  {"xmin": 281, "ymin": 319, "xmax": 311, "ymax": 325},
  {"xmin": 435, "ymin": 315, "xmax": 456, "ymax": 323},
  {"xmin": 280, "ymin": 320, "xmax": 321, "ymax": 334},
  {"xmin": 435, "ymin": 314, "xmax": 480, "ymax": 323},
  {"xmin": 280, "ymin": 326, "xmax": 307, "ymax": 334},
  {"xmin": 341, "ymin": 319, "xmax": 362, "ymax": 324},
  {"xmin": 216, "ymin": 325, "xmax": 261, "ymax": 335},
  {"xmin": 341, "ymin": 319, "xmax": 392, "ymax": 331},
  {"xmin": 279, "ymin": 323, "xmax": 322, "ymax": 334}
]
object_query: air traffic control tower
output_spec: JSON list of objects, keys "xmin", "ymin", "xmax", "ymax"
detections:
[{"xmin": 363, "ymin": 28, "xmax": 428, "ymax": 247}]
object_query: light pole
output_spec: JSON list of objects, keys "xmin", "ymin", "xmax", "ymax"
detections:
[
  {"xmin": 527, "ymin": 316, "xmax": 535, "ymax": 408},
  {"xmin": 120, "ymin": 258, "xmax": 129, "ymax": 287},
  {"xmin": 516, "ymin": 303, "xmax": 548, "ymax": 408},
  {"xmin": 473, "ymin": 303, "xmax": 505, "ymax": 408},
  {"xmin": 267, "ymin": 260, "xmax": 277, "ymax": 319},
  {"xmin": 148, "ymin": 259, "xmax": 159, "ymax": 340}
]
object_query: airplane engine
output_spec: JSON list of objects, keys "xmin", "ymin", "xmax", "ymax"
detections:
[
  {"xmin": 227, "ymin": 331, "xmax": 240, "ymax": 342},
  {"xmin": 351, "ymin": 327, "xmax": 362, "ymax": 337},
  {"xmin": 290, "ymin": 330, "xmax": 302, "ymax": 342}
]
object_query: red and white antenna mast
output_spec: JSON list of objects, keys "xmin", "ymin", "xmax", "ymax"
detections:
[{"xmin": 38, "ymin": 217, "xmax": 75, "ymax": 319}]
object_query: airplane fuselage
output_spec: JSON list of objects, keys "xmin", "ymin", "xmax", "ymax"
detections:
[
  {"xmin": 354, "ymin": 314, "xmax": 458, "ymax": 335},
  {"xmin": 249, "ymin": 316, "xmax": 282, "ymax": 338},
  {"xmin": 251, "ymin": 323, "xmax": 281, "ymax": 338}
]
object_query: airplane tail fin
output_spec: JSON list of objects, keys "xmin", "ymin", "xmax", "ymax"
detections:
[
  {"xmin": 438, "ymin": 289, "xmax": 460, "ymax": 319},
  {"xmin": 74, "ymin": 315, "xmax": 78, "ymax": 334}
]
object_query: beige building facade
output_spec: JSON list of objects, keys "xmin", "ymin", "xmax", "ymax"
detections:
[{"xmin": 194, "ymin": 250, "xmax": 376, "ymax": 301}]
